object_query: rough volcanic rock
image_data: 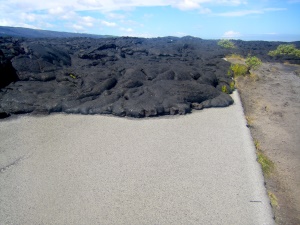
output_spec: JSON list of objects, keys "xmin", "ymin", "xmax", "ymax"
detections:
[
  {"xmin": 0, "ymin": 37, "xmax": 22, "ymax": 88},
  {"xmin": 2, "ymin": 36, "xmax": 297, "ymax": 118},
  {"xmin": 232, "ymin": 40, "xmax": 300, "ymax": 64}
]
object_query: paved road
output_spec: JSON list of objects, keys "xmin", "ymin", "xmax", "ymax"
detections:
[{"xmin": 0, "ymin": 91, "xmax": 274, "ymax": 225}]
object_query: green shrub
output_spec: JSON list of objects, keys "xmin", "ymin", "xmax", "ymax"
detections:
[
  {"xmin": 230, "ymin": 64, "xmax": 249, "ymax": 77},
  {"xmin": 230, "ymin": 81, "xmax": 235, "ymax": 90},
  {"xmin": 69, "ymin": 74, "xmax": 76, "ymax": 79},
  {"xmin": 218, "ymin": 39, "xmax": 235, "ymax": 49},
  {"xmin": 254, "ymin": 139, "xmax": 274, "ymax": 177},
  {"xmin": 245, "ymin": 56, "xmax": 262, "ymax": 70},
  {"xmin": 227, "ymin": 69, "xmax": 232, "ymax": 77},
  {"xmin": 221, "ymin": 85, "xmax": 228, "ymax": 93},
  {"xmin": 268, "ymin": 44, "xmax": 300, "ymax": 57},
  {"xmin": 257, "ymin": 150, "xmax": 274, "ymax": 176},
  {"xmin": 221, "ymin": 82, "xmax": 235, "ymax": 94},
  {"xmin": 268, "ymin": 191, "xmax": 278, "ymax": 208}
]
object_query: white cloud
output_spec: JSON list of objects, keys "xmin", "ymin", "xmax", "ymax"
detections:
[
  {"xmin": 48, "ymin": 7, "xmax": 65, "ymax": 15},
  {"xmin": 72, "ymin": 24, "xmax": 85, "ymax": 31},
  {"xmin": 106, "ymin": 13, "xmax": 127, "ymax": 20},
  {"xmin": 223, "ymin": 30, "xmax": 241, "ymax": 38},
  {"xmin": 216, "ymin": 7, "xmax": 286, "ymax": 16},
  {"xmin": 264, "ymin": 8, "xmax": 287, "ymax": 12},
  {"xmin": 174, "ymin": 0, "xmax": 201, "ymax": 10},
  {"xmin": 68, "ymin": 16, "xmax": 117, "ymax": 29},
  {"xmin": 78, "ymin": 0, "xmax": 102, "ymax": 7},
  {"xmin": 81, "ymin": 16, "xmax": 96, "ymax": 27},
  {"xmin": 0, "ymin": 0, "xmax": 250, "ymax": 32},
  {"xmin": 19, "ymin": 23, "xmax": 40, "ymax": 29},
  {"xmin": 215, "ymin": 0, "xmax": 247, "ymax": 5},
  {"xmin": 120, "ymin": 27, "xmax": 134, "ymax": 32},
  {"xmin": 0, "ymin": 0, "xmax": 247, "ymax": 13},
  {"xmin": 199, "ymin": 6, "xmax": 212, "ymax": 14},
  {"xmin": 0, "ymin": 0, "xmax": 249, "ymax": 33},
  {"xmin": 0, "ymin": 17, "xmax": 39, "ymax": 29},
  {"xmin": 20, "ymin": 13, "xmax": 37, "ymax": 22},
  {"xmin": 0, "ymin": 0, "xmax": 289, "ymax": 38},
  {"xmin": 0, "ymin": 18, "xmax": 14, "ymax": 26},
  {"xmin": 41, "ymin": 22, "xmax": 55, "ymax": 28},
  {"xmin": 82, "ymin": 16, "xmax": 95, "ymax": 23},
  {"xmin": 170, "ymin": 0, "xmax": 246, "ymax": 11},
  {"xmin": 57, "ymin": 10, "xmax": 77, "ymax": 20},
  {"xmin": 120, "ymin": 19, "xmax": 143, "ymax": 27},
  {"xmin": 217, "ymin": 9, "xmax": 262, "ymax": 16},
  {"xmin": 101, "ymin": 21, "xmax": 117, "ymax": 27}
]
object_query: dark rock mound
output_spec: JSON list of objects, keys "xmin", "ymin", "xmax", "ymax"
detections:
[
  {"xmin": 11, "ymin": 43, "xmax": 71, "ymax": 81},
  {"xmin": 0, "ymin": 36, "xmax": 238, "ymax": 118},
  {"xmin": 0, "ymin": 37, "xmax": 21, "ymax": 88}
]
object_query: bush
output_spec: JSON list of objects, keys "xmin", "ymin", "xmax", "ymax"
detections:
[
  {"xmin": 268, "ymin": 44, "xmax": 300, "ymax": 58},
  {"xmin": 257, "ymin": 149, "xmax": 275, "ymax": 176},
  {"xmin": 230, "ymin": 64, "xmax": 249, "ymax": 77},
  {"xmin": 230, "ymin": 81, "xmax": 235, "ymax": 90},
  {"xmin": 254, "ymin": 139, "xmax": 274, "ymax": 177},
  {"xmin": 221, "ymin": 85, "xmax": 228, "ymax": 93},
  {"xmin": 69, "ymin": 73, "xmax": 76, "ymax": 79},
  {"xmin": 218, "ymin": 39, "xmax": 235, "ymax": 49},
  {"xmin": 227, "ymin": 69, "xmax": 232, "ymax": 77},
  {"xmin": 245, "ymin": 56, "xmax": 262, "ymax": 70}
]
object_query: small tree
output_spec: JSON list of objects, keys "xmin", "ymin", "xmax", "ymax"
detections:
[
  {"xmin": 230, "ymin": 64, "xmax": 249, "ymax": 77},
  {"xmin": 245, "ymin": 56, "xmax": 262, "ymax": 70},
  {"xmin": 268, "ymin": 44, "xmax": 300, "ymax": 58},
  {"xmin": 218, "ymin": 39, "xmax": 235, "ymax": 49}
]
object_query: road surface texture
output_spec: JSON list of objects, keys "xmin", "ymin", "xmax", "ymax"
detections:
[{"xmin": 0, "ymin": 91, "xmax": 274, "ymax": 224}]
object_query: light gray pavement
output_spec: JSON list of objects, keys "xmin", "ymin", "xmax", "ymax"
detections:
[{"xmin": 0, "ymin": 91, "xmax": 274, "ymax": 225}]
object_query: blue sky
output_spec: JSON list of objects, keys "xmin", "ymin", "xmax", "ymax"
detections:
[{"xmin": 0, "ymin": 0, "xmax": 300, "ymax": 41}]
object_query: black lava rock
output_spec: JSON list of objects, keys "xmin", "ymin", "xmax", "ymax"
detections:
[
  {"xmin": 0, "ymin": 37, "xmax": 21, "ymax": 88},
  {"xmin": 1, "ymin": 36, "xmax": 298, "ymax": 118}
]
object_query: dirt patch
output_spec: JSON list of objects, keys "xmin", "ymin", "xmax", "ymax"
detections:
[{"xmin": 230, "ymin": 58, "xmax": 300, "ymax": 224}]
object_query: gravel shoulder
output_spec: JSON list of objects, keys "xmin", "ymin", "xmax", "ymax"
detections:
[{"xmin": 234, "ymin": 60, "xmax": 300, "ymax": 225}]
